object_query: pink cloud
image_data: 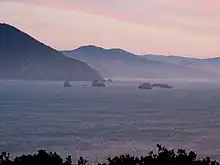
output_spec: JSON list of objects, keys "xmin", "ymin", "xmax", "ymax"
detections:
[
  {"xmin": 6, "ymin": 0, "xmax": 220, "ymax": 34},
  {"xmin": 1, "ymin": 0, "xmax": 220, "ymax": 57},
  {"xmin": 27, "ymin": 0, "xmax": 220, "ymax": 35}
]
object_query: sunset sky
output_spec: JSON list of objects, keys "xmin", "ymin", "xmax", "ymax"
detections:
[{"xmin": 0, "ymin": 0, "xmax": 220, "ymax": 58}]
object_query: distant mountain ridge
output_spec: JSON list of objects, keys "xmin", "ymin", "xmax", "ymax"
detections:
[
  {"xmin": 0, "ymin": 24, "xmax": 102, "ymax": 81},
  {"xmin": 144, "ymin": 54, "xmax": 220, "ymax": 75},
  {"xmin": 63, "ymin": 45, "xmax": 219, "ymax": 80}
]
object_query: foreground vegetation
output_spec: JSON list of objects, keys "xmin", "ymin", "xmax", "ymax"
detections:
[{"xmin": 0, "ymin": 145, "xmax": 219, "ymax": 165}]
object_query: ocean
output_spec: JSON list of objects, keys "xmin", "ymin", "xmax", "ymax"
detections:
[{"xmin": 1, "ymin": 80, "xmax": 220, "ymax": 160}]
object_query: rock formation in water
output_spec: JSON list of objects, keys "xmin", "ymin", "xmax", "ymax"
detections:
[
  {"xmin": 138, "ymin": 83, "xmax": 152, "ymax": 89},
  {"xmin": 152, "ymin": 84, "xmax": 173, "ymax": 89},
  {"xmin": 138, "ymin": 83, "xmax": 173, "ymax": 89},
  {"xmin": 92, "ymin": 80, "xmax": 106, "ymax": 87}
]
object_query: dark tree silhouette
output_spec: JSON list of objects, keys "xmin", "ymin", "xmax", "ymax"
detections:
[{"xmin": 0, "ymin": 145, "xmax": 219, "ymax": 165}]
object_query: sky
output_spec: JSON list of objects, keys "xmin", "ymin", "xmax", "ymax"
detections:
[{"xmin": 0, "ymin": 0, "xmax": 220, "ymax": 58}]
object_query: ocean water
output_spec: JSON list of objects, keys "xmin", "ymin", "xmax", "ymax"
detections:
[{"xmin": 1, "ymin": 80, "xmax": 220, "ymax": 160}]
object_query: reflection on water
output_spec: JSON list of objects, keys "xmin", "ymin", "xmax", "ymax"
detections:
[{"xmin": 0, "ymin": 80, "xmax": 220, "ymax": 160}]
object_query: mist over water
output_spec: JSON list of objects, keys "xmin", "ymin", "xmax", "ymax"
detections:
[{"xmin": 1, "ymin": 80, "xmax": 220, "ymax": 160}]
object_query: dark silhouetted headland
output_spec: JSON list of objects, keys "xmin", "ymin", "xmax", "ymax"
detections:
[{"xmin": 0, "ymin": 24, "xmax": 102, "ymax": 81}]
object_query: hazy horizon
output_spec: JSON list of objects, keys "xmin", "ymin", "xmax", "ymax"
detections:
[
  {"xmin": 1, "ymin": 0, "xmax": 220, "ymax": 58},
  {"xmin": 2, "ymin": 2, "xmax": 220, "ymax": 159}
]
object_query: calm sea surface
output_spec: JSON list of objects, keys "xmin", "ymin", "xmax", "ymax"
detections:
[{"xmin": 1, "ymin": 80, "xmax": 220, "ymax": 160}]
